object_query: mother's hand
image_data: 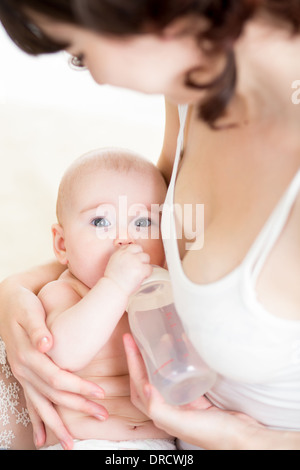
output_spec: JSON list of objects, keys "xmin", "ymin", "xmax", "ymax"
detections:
[
  {"xmin": 123, "ymin": 333, "xmax": 264, "ymax": 450},
  {"xmin": 0, "ymin": 283, "xmax": 108, "ymax": 450}
]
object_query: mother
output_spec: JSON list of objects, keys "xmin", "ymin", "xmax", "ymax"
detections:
[{"xmin": 0, "ymin": 0, "xmax": 300, "ymax": 450}]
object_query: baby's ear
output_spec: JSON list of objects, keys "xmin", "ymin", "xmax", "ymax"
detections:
[{"xmin": 52, "ymin": 224, "xmax": 68, "ymax": 265}]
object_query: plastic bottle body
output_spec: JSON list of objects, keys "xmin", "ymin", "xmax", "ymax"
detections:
[{"xmin": 128, "ymin": 267, "xmax": 216, "ymax": 405}]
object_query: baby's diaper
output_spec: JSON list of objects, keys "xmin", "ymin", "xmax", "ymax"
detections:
[{"xmin": 42, "ymin": 438, "xmax": 176, "ymax": 450}]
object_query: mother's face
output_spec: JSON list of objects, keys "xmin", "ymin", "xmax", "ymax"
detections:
[{"xmin": 31, "ymin": 13, "xmax": 210, "ymax": 104}]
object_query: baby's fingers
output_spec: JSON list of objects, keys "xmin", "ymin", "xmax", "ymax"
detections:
[{"xmin": 137, "ymin": 252, "xmax": 151, "ymax": 265}]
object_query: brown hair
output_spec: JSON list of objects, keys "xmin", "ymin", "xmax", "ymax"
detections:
[{"xmin": 1, "ymin": 0, "xmax": 299, "ymax": 127}]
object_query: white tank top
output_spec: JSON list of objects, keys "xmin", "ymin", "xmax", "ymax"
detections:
[{"xmin": 161, "ymin": 105, "xmax": 300, "ymax": 435}]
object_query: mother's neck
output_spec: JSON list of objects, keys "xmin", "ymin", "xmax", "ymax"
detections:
[{"xmin": 234, "ymin": 16, "xmax": 300, "ymax": 128}]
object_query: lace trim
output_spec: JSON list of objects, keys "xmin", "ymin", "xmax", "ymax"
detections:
[{"xmin": 0, "ymin": 337, "xmax": 30, "ymax": 449}]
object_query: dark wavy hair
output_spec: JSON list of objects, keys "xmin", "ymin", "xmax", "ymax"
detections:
[{"xmin": 0, "ymin": 0, "xmax": 299, "ymax": 127}]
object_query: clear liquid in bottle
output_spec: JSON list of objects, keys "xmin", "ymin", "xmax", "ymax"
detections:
[{"xmin": 127, "ymin": 267, "xmax": 216, "ymax": 405}]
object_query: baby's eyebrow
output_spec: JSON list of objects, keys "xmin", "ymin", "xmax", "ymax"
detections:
[{"xmin": 79, "ymin": 202, "xmax": 113, "ymax": 214}]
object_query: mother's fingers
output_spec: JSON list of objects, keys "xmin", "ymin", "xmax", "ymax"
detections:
[
  {"xmin": 24, "ymin": 347, "xmax": 105, "ymax": 398},
  {"xmin": 24, "ymin": 377, "xmax": 109, "ymax": 449},
  {"xmin": 22, "ymin": 366, "xmax": 109, "ymax": 418},
  {"xmin": 123, "ymin": 333, "xmax": 148, "ymax": 383},
  {"xmin": 25, "ymin": 383, "xmax": 74, "ymax": 450},
  {"xmin": 25, "ymin": 384, "xmax": 109, "ymax": 450},
  {"xmin": 7, "ymin": 323, "xmax": 105, "ymax": 399},
  {"xmin": 123, "ymin": 333, "xmax": 167, "ymax": 422},
  {"xmin": 123, "ymin": 334, "xmax": 181, "ymax": 433},
  {"xmin": 24, "ymin": 395, "xmax": 46, "ymax": 448},
  {"xmin": 123, "ymin": 333, "xmax": 150, "ymax": 413},
  {"xmin": 123, "ymin": 333, "xmax": 214, "ymax": 442},
  {"xmin": 14, "ymin": 289, "xmax": 53, "ymax": 353}
]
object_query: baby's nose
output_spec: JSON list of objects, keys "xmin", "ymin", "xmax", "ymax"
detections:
[{"xmin": 113, "ymin": 237, "xmax": 135, "ymax": 247}]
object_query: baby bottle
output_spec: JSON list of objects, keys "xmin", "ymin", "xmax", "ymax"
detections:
[{"xmin": 127, "ymin": 266, "xmax": 216, "ymax": 406}]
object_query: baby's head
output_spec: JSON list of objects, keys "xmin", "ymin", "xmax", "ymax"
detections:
[{"xmin": 53, "ymin": 148, "xmax": 167, "ymax": 288}]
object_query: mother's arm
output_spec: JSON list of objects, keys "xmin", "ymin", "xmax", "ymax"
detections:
[
  {"xmin": 0, "ymin": 261, "xmax": 106, "ymax": 449},
  {"xmin": 123, "ymin": 333, "xmax": 300, "ymax": 450}
]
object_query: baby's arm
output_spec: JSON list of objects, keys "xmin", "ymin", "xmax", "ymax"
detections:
[{"xmin": 39, "ymin": 245, "xmax": 151, "ymax": 372}]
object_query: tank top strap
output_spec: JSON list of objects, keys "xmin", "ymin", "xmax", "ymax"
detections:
[
  {"xmin": 169, "ymin": 104, "xmax": 189, "ymax": 191},
  {"xmin": 243, "ymin": 169, "xmax": 300, "ymax": 283},
  {"xmin": 178, "ymin": 104, "xmax": 189, "ymax": 129}
]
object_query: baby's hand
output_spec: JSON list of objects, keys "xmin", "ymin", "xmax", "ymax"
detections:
[{"xmin": 104, "ymin": 244, "xmax": 152, "ymax": 297}]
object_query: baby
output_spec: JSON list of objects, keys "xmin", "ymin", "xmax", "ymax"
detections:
[{"xmin": 38, "ymin": 148, "xmax": 175, "ymax": 450}]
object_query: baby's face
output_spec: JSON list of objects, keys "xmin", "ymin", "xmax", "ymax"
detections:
[{"xmin": 61, "ymin": 167, "xmax": 166, "ymax": 288}]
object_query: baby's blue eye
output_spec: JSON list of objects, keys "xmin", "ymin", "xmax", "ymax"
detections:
[
  {"xmin": 135, "ymin": 217, "xmax": 151, "ymax": 228},
  {"xmin": 91, "ymin": 217, "xmax": 111, "ymax": 228}
]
